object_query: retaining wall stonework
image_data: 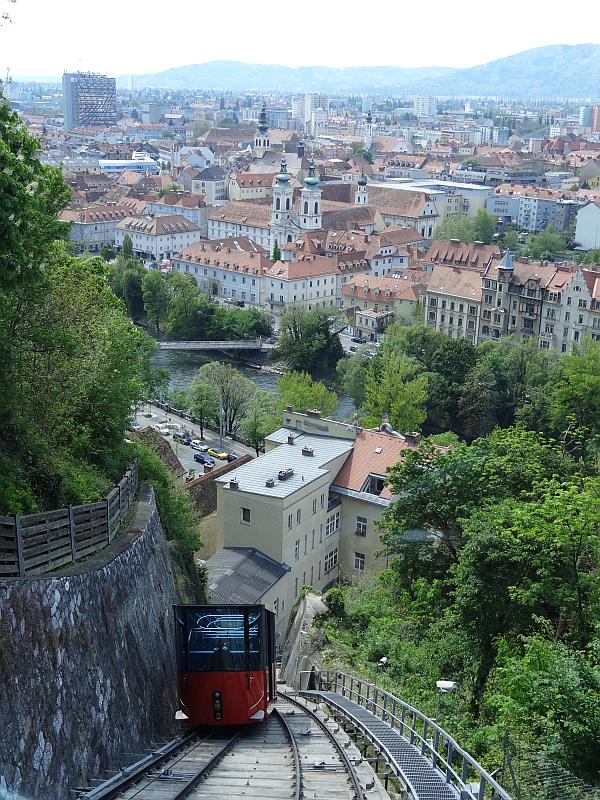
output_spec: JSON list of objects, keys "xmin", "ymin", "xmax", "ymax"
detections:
[{"xmin": 0, "ymin": 485, "xmax": 180, "ymax": 800}]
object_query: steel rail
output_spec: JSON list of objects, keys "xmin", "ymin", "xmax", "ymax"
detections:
[
  {"xmin": 169, "ymin": 729, "xmax": 241, "ymax": 800},
  {"xmin": 80, "ymin": 731, "xmax": 200, "ymax": 799},
  {"xmin": 279, "ymin": 691, "xmax": 366, "ymax": 800},
  {"xmin": 271, "ymin": 708, "xmax": 302, "ymax": 800}
]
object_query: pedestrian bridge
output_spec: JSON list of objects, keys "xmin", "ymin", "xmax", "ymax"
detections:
[{"xmin": 159, "ymin": 339, "xmax": 263, "ymax": 351}]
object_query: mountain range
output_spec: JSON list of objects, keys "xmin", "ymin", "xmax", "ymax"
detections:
[{"xmin": 117, "ymin": 44, "xmax": 600, "ymax": 99}]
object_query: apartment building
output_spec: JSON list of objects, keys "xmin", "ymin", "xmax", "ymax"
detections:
[
  {"xmin": 342, "ymin": 274, "xmax": 425, "ymax": 341},
  {"xmin": 171, "ymin": 242, "xmax": 271, "ymax": 307},
  {"xmin": 487, "ymin": 184, "xmax": 581, "ymax": 233},
  {"xmin": 114, "ymin": 215, "xmax": 203, "ymax": 261},
  {"xmin": 63, "ymin": 72, "xmax": 116, "ymax": 131},
  {"xmin": 575, "ymin": 201, "xmax": 600, "ymax": 250},
  {"xmin": 191, "ymin": 166, "xmax": 228, "ymax": 204},
  {"xmin": 426, "ymin": 265, "xmax": 482, "ymax": 343},
  {"xmin": 213, "ymin": 410, "xmax": 423, "ymax": 633},
  {"xmin": 59, "ymin": 205, "xmax": 131, "ymax": 251}
]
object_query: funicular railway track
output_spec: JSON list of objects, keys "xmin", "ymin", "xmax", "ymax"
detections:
[{"xmin": 80, "ymin": 693, "xmax": 377, "ymax": 800}]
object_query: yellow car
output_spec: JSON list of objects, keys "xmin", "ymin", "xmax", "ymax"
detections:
[{"xmin": 207, "ymin": 448, "xmax": 228, "ymax": 460}]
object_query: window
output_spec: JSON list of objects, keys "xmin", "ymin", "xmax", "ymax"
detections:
[
  {"xmin": 320, "ymin": 493, "xmax": 324, "ymax": 508},
  {"xmin": 296, "ymin": 509, "xmax": 301, "ymax": 524},
  {"xmin": 356, "ymin": 516, "xmax": 367, "ymax": 536},
  {"xmin": 312, "ymin": 530, "xmax": 315, "ymax": 549},
  {"xmin": 312, "ymin": 498, "xmax": 317, "ymax": 514},
  {"xmin": 288, "ymin": 514, "xmax": 292, "ymax": 529},
  {"xmin": 294, "ymin": 540, "xmax": 300, "ymax": 560},
  {"xmin": 325, "ymin": 511, "xmax": 340, "ymax": 536},
  {"xmin": 324, "ymin": 548, "xmax": 338, "ymax": 573},
  {"xmin": 354, "ymin": 552, "xmax": 365, "ymax": 572},
  {"xmin": 294, "ymin": 577, "xmax": 298, "ymax": 597},
  {"xmin": 484, "ymin": 294, "xmax": 493, "ymax": 304},
  {"xmin": 304, "ymin": 535, "xmax": 307, "ymax": 555},
  {"xmin": 241, "ymin": 507, "xmax": 251, "ymax": 525}
]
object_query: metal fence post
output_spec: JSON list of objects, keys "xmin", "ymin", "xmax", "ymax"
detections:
[
  {"xmin": 105, "ymin": 499, "xmax": 110, "ymax": 544},
  {"xmin": 68, "ymin": 505, "xmax": 77, "ymax": 562},
  {"xmin": 15, "ymin": 514, "xmax": 24, "ymax": 577}
]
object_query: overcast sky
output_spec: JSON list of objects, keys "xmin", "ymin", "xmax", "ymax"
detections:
[{"xmin": 2, "ymin": 0, "xmax": 600, "ymax": 79}]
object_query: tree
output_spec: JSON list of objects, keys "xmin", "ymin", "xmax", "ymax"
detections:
[
  {"xmin": 336, "ymin": 349, "xmax": 371, "ymax": 409},
  {"xmin": 121, "ymin": 233, "xmax": 133, "ymax": 260},
  {"xmin": 277, "ymin": 371, "xmax": 338, "ymax": 417},
  {"xmin": 158, "ymin": 182, "xmax": 181, "ymax": 198},
  {"xmin": 430, "ymin": 338, "xmax": 478, "ymax": 384},
  {"xmin": 142, "ymin": 270, "xmax": 170, "ymax": 331},
  {"xmin": 363, "ymin": 352, "xmax": 428, "ymax": 433},
  {"xmin": 278, "ymin": 305, "xmax": 343, "ymax": 370},
  {"xmin": 123, "ymin": 267, "xmax": 145, "ymax": 320},
  {"xmin": 194, "ymin": 362, "xmax": 255, "ymax": 433},
  {"xmin": 522, "ymin": 225, "xmax": 566, "ymax": 261},
  {"xmin": 472, "ymin": 209, "xmax": 497, "ymax": 244},
  {"xmin": 188, "ymin": 379, "xmax": 219, "ymax": 439},
  {"xmin": 240, "ymin": 390, "xmax": 281, "ymax": 455},
  {"xmin": 433, "ymin": 214, "xmax": 475, "ymax": 244},
  {"xmin": 100, "ymin": 243, "xmax": 116, "ymax": 262},
  {"xmin": 458, "ymin": 362, "xmax": 498, "ymax": 440},
  {"xmin": 272, "ymin": 240, "xmax": 281, "ymax": 262},
  {"xmin": 501, "ymin": 228, "xmax": 520, "ymax": 251}
]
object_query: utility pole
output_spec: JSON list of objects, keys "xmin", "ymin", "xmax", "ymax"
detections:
[{"xmin": 219, "ymin": 398, "xmax": 224, "ymax": 449}]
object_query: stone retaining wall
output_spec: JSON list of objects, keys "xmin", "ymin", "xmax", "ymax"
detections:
[{"xmin": 0, "ymin": 485, "xmax": 180, "ymax": 800}]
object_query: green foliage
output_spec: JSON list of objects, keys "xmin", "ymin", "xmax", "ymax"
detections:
[
  {"xmin": 362, "ymin": 352, "xmax": 428, "ymax": 432},
  {"xmin": 194, "ymin": 361, "xmax": 256, "ymax": 433},
  {"xmin": 278, "ymin": 305, "xmax": 343, "ymax": 370},
  {"xmin": 158, "ymin": 182, "xmax": 181, "ymax": 198},
  {"xmin": 325, "ymin": 587, "xmax": 346, "ymax": 618},
  {"xmin": 121, "ymin": 233, "xmax": 133, "ymax": 260},
  {"xmin": 142, "ymin": 270, "xmax": 170, "ymax": 331},
  {"xmin": 522, "ymin": 224, "xmax": 567, "ymax": 261},
  {"xmin": 350, "ymin": 141, "xmax": 374, "ymax": 163},
  {"xmin": 271, "ymin": 240, "xmax": 281, "ymax": 262},
  {"xmin": 277, "ymin": 371, "xmax": 338, "ymax": 417},
  {"xmin": 240, "ymin": 390, "xmax": 281, "ymax": 455},
  {"xmin": 100, "ymin": 243, "xmax": 116, "ymax": 262},
  {"xmin": 336, "ymin": 348, "xmax": 371, "ymax": 408},
  {"xmin": 187, "ymin": 379, "xmax": 219, "ymax": 438},
  {"xmin": 472, "ymin": 209, "xmax": 497, "ymax": 244},
  {"xmin": 433, "ymin": 214, "xmax": 476, "ymax": 243}
]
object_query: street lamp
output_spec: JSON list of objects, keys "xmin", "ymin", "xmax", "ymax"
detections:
[{"xmin": 435, "ymin": 680, "xmax": 458, "ymax": 724}]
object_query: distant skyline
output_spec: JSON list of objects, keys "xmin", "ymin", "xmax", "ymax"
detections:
[{"xmin": 2, "ymin": 0, "xmax": 600, "ymax": 79}]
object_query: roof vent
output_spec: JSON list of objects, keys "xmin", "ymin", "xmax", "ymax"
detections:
[
  {"xmin": 278, "ymin": 468, "xmax": 294, "ymax": 481},
  {"xmin": 287, "ymin": 434, "xmax": 295, "ymax": 445},
  {"xmin": 229, "ymin": 478, "xmax": 239, "ymax": 489},
  {"xmin": 265, "ymin": 477, "xmax": 275, "ymax": 487},
  {"xmin": 306, "ymin": 409, "xmax": 321, "ymax": 418},
  {"xmin": 302, "ymin": 446, "xmax": 314, "ymax": 456},
  {"xmin": 286, "ymin": 404, "xmax": 294, "ymax": 412},
  {"xmin": 374, "ymin": 447, "xmax": 382, "ymax": 454},
  {"xmin": 404, "ymin": 432, "xmax": 421, "ymax": 446}
]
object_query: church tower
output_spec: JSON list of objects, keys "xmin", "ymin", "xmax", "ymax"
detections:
[
  {"xmin": 299, "ymin": 155, "xmax": 322, "ymax": 231},
  {"xmin": 254, "ymin": 101, "xmax": 270, "ymax": 158},
  {"xmin": 364, "ymin": 109, "xmax": 373, "ymax": 149},
  {"xmin": 271, "ymin": 155, "xmax": 294, "ymax": 252},
  {"xmin": 355, "ymin": 172, "xmax": 368, "ymax": 205}
]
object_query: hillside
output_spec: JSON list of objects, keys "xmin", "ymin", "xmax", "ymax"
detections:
[{"xmin": 118, "ymin": 44, "xmax": 600, "ymax": 98}]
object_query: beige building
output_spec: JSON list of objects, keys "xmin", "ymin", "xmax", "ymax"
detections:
[
  {"xmin": 342, "ymin": 274, "xmax": 425, "ymax": 341},
  {"xmin": 426, "ymin": 264, "xmax": 483, "ymax": 343},
  {"xmin": 213, "ymin": 410, "xmax": 425, "ymax": 633}
]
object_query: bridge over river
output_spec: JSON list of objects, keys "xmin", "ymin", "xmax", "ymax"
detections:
[{"xmin": 159, "ymin": 338, "xmax": 267, "ymax": 351}]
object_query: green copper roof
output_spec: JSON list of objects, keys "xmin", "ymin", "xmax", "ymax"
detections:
[
  {"xmin": 304, "ymin": 156, "xmax": 319, "ymax": 188},
  {"xmin": 276, "ymin": 156, "xmax": 291, "ymax": 183}
]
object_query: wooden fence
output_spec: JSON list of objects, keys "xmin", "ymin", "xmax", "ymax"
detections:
[{"xmin": 0, "ymin": 459, "xmax": 139, "ymax": 578}]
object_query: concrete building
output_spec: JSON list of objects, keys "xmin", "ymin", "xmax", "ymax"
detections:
[
  {"xmin": 191, "ymin": 165, "xmax": 228, "ymax": 204},
  {"xmin": 171, "ymin": 242, "xmax": 270, "ymax": 307},
  {"xmin": 214, "ymin": 410, "xmax": 426, "ymax": 632},
  {"xmin": 592, "ymin": 106, "xmax": 600, "ymax": 134},
  {"xmin": 115, "ymin": 215, "xmax": 203, "ymax": 261},
  {"xmin": 342, "ymin": 274, "xmax": 425, "ymax": 341},
  {"xmin": 59, "ymin": 205, "xmax": 132, "ymax": 251},
  {"xmin": 487, "ymin": 184, "xmax": 581, "ymax": 233},
  {"xmin": 63, "ymin": 72, "xmax": 116, "ymax": 131},
  {"xmin": 425, "ymin": 265, "xmax": 482, "ymax": 343},
  {"xmin": 145, "ymin": 193, "xmax": 207, "ymax": 236},
  {"xmin": 575, "ymin": 201, "xmax": 600, "ymax": 250},
  {"xmin": 413, "ymin": 97, "xmax": 437, "ymax": 118},
  {"xmin": 579, "ymin": 106, "xmax": 593, "ymax": 128},
  {"xmin": 99, "ymin": 152, "xmax": 158, "ymax": 175}
]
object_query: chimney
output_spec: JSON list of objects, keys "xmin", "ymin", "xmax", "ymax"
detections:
[
  {"xmin": 404, "ymin": 432, "xmax": 421, "ymax": 446},
  {"xmin": 306, "ymin": 409, "xmax": 321, "ymax": 418},
  {"xmin": 287, "ymin": 433, "xmax": 295, "ymax": 445},
  {"xmin": 229, "ymin": 478, "xmax": 239, "ymax": 489},
  {"xmin": 302, "ymin": 446, "xmax": 314, "ymax": 456},
  {"xmin": 286, "ymin": 404, "xmax": 293, "ymax": 412}
]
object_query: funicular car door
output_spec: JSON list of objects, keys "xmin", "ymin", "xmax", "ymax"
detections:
[{"xmin": 245, "ymin": 607, "xmax": 265, "ymax": 719}]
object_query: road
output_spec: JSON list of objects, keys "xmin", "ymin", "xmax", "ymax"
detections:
[{"xmin": 134, "ymin": 403, "xmax": 256, "ymax": 478}]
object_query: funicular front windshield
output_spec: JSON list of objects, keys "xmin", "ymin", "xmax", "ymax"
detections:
[{"xmin": 182, "ymin": 606, "xmax": 263, "ymax": 672}]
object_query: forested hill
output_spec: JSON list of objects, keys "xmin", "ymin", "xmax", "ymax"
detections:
[{"xmin": 120, "ymin": 44, "xmax": 600, "ymax": 98}]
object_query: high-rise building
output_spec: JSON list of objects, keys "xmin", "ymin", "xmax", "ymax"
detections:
[
  {"xmin": 591, "ymin": 105, "xmax": 600, "ymax": 134},
  {"xmin": 62, "ymin": 72, "xmax": 117, "ymax": 131},
  {"xmin": 413, "ymin": 96, "xmax": 437, "ymax": 118},
  {"xmin": 579, "ymin": 105, "xmax": 593, "ymax": 127}
]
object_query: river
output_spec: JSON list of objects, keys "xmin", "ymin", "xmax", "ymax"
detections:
[{"xmin": 152, "ymin": 349, "xmax": 356, "ymax": 421}]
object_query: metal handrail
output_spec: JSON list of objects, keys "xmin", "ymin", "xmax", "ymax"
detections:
[{"xmin": 319, "ymin": 670, "xmax": 513, "ymax": 800}]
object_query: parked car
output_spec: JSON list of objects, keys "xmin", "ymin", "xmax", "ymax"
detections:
[
  {"xmin": 154, "ymin": 424, "xmax": 170, "ymax": 435},
  {"xmin": 227, "ymin": 452, "xmax": 240, "ymax": 463},
  {"xmin": 173, "ymin": 432, "xmax": 192, "ymax": 445},
  {"xmin": 190, "ymin": 440, "xmax": 209, "ymax": 451},
  {"xmin": 208, "ymin": 448, "xmax": 229, "ymax": 460},
  {"xmin": 349, "ymin": 345, "xmax": 357, "ymax": 352},
  {"xmin": 351, "ymin": 336, "xmax": 367, "ymax": 344},
  {"xmin": 194, "ymin": 453, "xmax": 215, "ymax": 466}
]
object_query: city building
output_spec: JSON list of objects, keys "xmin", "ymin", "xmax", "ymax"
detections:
[
  {"xmin": 98, "ymin": 152, "xmax": 159, "ymax": 175},
  {"xmin": 114, "ymin": 215, "xmax": 203, "ymax": 261},
  {"xmin": 214, "ymin": 410, "xmax": 427, "ymax": 632},
  {"xmin": 592, "ymin": 106, "xmax": 600, "ymax": 134},
  {"xmin": 62, "ymin": 72, "xmax": 116, "ymax": 131},
  {"xmin": 575, "ymin": 201, "xmax": 600, "ymax": 250},
  {"xmin": 487, "ymin": 184, "xmax": 581, "ymax": 233},
  {"xmin": 171, "ymin": 242, "xmax": 271, "ymax": 307},
  {"xmin": 59, "ymin": 205, "xmax": 132, "ymax": 251},
  {"xmin": 425, "ymin": 265, "xmax": 483, "ymax": 343},
  {"xmin": 413, "ymin": 97, "xmax": 437, "ymax": 118},
  {"xmin": 191, "ymin": 165, "xmax": 228, "ymax": 204},
  {"xmin": 342, "ymin": 274, "xmax": 425, "ymax": 341}
]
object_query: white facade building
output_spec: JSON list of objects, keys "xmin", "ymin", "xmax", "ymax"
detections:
[{"xmin": 115, "ymin": 215, "xmax": 203, "ymax": 261}]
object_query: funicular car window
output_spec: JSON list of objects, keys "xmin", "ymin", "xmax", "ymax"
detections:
[{"xmin": 184, "ymin": 607, "xmax": 263, "ymax": 671}]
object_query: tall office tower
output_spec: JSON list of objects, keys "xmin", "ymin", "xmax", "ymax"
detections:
[
  {"xmin": 591, "ymin": 106, "xmax": 600, "ymax": 133},
  {"xmin": 62, "ymin": 72, "xmax": 117, "ymax": 130}
]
